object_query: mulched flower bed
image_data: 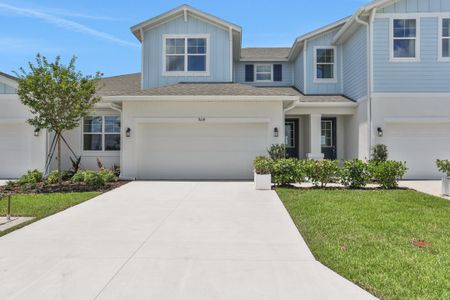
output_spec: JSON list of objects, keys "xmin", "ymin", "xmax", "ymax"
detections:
[{"xmin": 0, "ymin": 180, "xmax": 129, "ymax": 195}]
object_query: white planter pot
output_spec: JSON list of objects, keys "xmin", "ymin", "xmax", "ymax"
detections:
[
  {"xmin": 254, "ymin": 173, "xmax": 272, "ymax": 190},
  {"xmin": 442, "ymin": 177, "xmax": 450, "ymax": 196}
]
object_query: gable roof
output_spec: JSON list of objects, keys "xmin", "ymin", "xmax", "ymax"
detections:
[
  {"xmin": 130, "ymin": 4, "xmax": 241, "ymax": 41},
  {"xmin": 0, "ymin": 71, "xmax": 19, "ymax": 89},
  {"xmin": 241, "ymin": 48, "xmax": 291, "ymax": 61},
  {"xmin": 287, "ymin": 16, "xmax": 350, "ymax": 61}
]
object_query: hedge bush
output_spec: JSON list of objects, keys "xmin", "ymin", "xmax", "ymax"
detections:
[
  {"xmin": 46, "ymin": 170, "xmax": 70, "ymax": 184},
  {"xmin": 436, "ymin": 159, "xmax": 450, "ymax": 177},
  {"xmin": 369, "ymin": 160, "xmax": 407, "ymax": 189},
  {"xmin": 253, "ymin": 156, "xmax": 273, "ymax": 175},
  {"xmin": 17, "ymin": 169, "xmax": 44, "ymax": 186},
  {"xmin": 267, "ymin": 144, "xmax": 286, "ymax": 160},
  {"xmin": 340, "ymin": 159, "xmax": 371, "ymax": 189},
  {"xmin": 272, "ymin": 158, "xmax": 303, "ymax": 186},
  {"xmin": 371, "ymin": 144, "xmax": 388, "ymax": 162},
  {"xmin": 306, "ymin": 160, "xmax": 340, "ymax": 188}
]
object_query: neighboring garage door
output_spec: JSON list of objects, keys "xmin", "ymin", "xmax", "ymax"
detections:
[
  {"xmin": 0, "ymin": 123, "xmax": 32, "ymax": 178},
  {"xmin": 385, "ymin": 122, "xmax": 450, "ymax": 179},
  {"xmin": 136, "ymin": 121, "xmax": 268, "ymax": 180}
]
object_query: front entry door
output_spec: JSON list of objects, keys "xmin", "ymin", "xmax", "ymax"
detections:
[
  {"xmin": 285, "ymin": 119, "xmax": 299, "ymax": 158},
  {"xmin": 321, "ymin": 118, "xmax": 337, "ymax": 160}
]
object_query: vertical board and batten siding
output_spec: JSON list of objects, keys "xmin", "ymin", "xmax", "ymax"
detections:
[
  {"xmin": 373, "ymin": 15, "xmax": 450, "ymax": 92},
  {"xmin": 234, "ymin": 62, "xmax": 293, "ymax": 86},
  {"xmin": 342, "ymin": 25, "xmax": 368, "ymax": 100},
  {"xmin": 0, "ymin": 83, "xmax": 16, "ymax": 94},
  {"xmin": 143, "ymin": 15, "xmax": 231, "ymax": 89},
  {"xmin": 293, "ymin": 51, "xmax": 305, "ymax": 92},
  {"xmin": 305, "ymin": 29, "xmax": 343, "ymax": 94},
  {"xmin": 379, "ymin": 0, "xmax": 450, "ymax": 13}
]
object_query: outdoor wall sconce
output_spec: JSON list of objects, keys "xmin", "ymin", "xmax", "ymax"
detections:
[
  {"xmin": 377, "ymin": 127, "xmax": 383, "ymax": 137},
  {"xmin": 126, "ymin": 128, "xmax": 131, "ymax": 137},
  {"xmin": 34, "ymin": 128, "xmax": 40, "ymax": 137},
  {"xmin": 274, "ymin": 127, "xmax": 279, "ymax": 137}
]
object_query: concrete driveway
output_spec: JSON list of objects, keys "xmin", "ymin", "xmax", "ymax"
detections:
[{"xmin": 0, "ymin": 182, "xmax": 375, "ymax": 299}]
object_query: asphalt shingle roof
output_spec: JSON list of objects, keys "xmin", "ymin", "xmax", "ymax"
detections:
[{"xmin": 241, "ymin": 48, "xmax": 291, "ymax": 60}]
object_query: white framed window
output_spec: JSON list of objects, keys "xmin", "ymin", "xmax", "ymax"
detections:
[
  {"xmin": 255, "ymin": 64, "xmax": 273, "ymax": 82},
  {"xmin": 162, "ymin": 34, "xmax": 210, "ymax": 76},
  {"xmin": 439, "ymin": 17, "xmax": 450, "ymax": 61},
  {"xmin": 390, "ymin": 18, "xmax": 420, "ymax": 62},
  {"xmin": 83, "ymin": 116, "xmax": 121, "ymax": 152},
  {"xmin": 313, "ymin": 46, "xmax": 337, "ymax": 83}
]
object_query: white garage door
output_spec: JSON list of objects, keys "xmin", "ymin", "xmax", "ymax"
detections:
[
  {"xmin": 386, "ymin": 123, "xmax": 450, "ymax": 179},
  {"xmin": 0, "ymin": 124, "xmax": 32, "ymax": 178},
  {"xmin": 136, "ymin": 121, "xmax": 268, "ymax": 180}
]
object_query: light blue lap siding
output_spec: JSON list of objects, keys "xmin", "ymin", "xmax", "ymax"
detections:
[
  {"xmin": 373, "ymin": 17, "xmax": 450, "ymax": 92},
  {"xmin": 0, "ymin": 83, "xmax": 16, "ymax": 94},
  {"xmin": 294, "ymin": 51, "xmax": 304, "ymax": 92},
  {"xmin": 380, "ymin": 0, "xmax": 450, "ymax": 13},
  {"xmin": 305, "ymin": 29, "xmax": 343, "ymax": 94},
  {"xmin": 234, "ymin": 62, "xmax": 293, "ymax": 86},
  {"xmin": 143, "ymin": 15, "xmax": 231, "ymax": 89},
  {"xmin": 343, "ymin": 25, "xmax": 367, "ymax": 100}
]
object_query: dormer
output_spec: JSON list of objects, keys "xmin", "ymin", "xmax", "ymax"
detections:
[{"xmin": 131, "ymin": 5, "xmax": 242, "ymax": 89}]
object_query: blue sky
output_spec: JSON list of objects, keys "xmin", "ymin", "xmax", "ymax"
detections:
[{"xmin": 0, "ymin": 0, "xmax": 365, "ymax": 77}]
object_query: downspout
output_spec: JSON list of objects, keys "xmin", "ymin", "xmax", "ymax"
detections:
[{"xmin": 355, "ymin": 10, "xmax": 372, "ymax": 159}]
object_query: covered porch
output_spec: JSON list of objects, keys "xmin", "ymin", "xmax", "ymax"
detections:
[{"xmin": 284, "ymin": 95, "xmax": 364, "ymax": 161}]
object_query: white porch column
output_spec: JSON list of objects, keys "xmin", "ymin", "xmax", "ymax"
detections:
[{"xmin": 307, "ymin": 114, "xmax": 324, "ymax": 160}]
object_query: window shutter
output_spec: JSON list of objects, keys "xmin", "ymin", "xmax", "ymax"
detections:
[
  {"xmin": 245, "ymin": 64, "xmax": 254, "ymax": 82},
  {"xmin": 273, "ymin": 64, "xmax": 282, "ymax": 82}
]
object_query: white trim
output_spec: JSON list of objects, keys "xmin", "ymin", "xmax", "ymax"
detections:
[
  {"xmin": 389, "ymin": 17, "xmax": 421, "ymax": 63},
  {"xmin": 376, "ymin": 12, "xmax": 450, "ymax": 19},
  {"xmin": 140, "ymin": 28, "xmax": 144, "ymax": 89},
  {"xmin": 303, "ymin": 40, "xmax": 307, "ymax": 94},
  {"xmin": 254, "ymin": 63, "xmax": 273, "ymax": 82},
  {"xmin": 0, "ymin": 75, "xmax": 18, "ymax": 89},
  {"xmin": 384, "ymin": 116, "xmax": 450, "ymax": 124},
  {"xmin": 240, "ymin": 58, "xmax": 289, "ymax": 62},
  {"xmin": 162, "ymin": 34, "xmax": 210, "ymax": 77},
  {"xmin": 294, "ymin": 102, "xmax": 357, "ymax": 108},
  {"xmin": 229, "ymin": 27, "xmax": 233, "ymax": 81},
  {"xmin": 313, "ymin": 46, "xmax": 338, "ymax": 83},
  {"xmin": 102, "ymin": 95, "xmax": 299, "ymax": 102},
  {"xmin": 438, "ymin": 16, "xmax": 450, "ymax": 62},
  {"xmin": 134, "ymin": 117, "xmax": 271, "ymax": 124},
  {"xmin": 372, "ymin": 92, "xmax": 450, "ymax": 98}
]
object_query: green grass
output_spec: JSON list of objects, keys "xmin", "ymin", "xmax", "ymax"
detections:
[
  {"xmin": 0, "ymin": 192, "xmax": 100, "ymax": 237},
  {"xmin": 277, "ymin": 188, "xmax": 450, "ymax": 300}
]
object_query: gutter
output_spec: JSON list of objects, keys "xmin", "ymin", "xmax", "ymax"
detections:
[{"xmin": 102, "ymin": 95, "xmax": 300, "ymax": 102}]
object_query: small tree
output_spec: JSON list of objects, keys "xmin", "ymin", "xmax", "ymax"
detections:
[{"xmin": 15, "ymin": 54, "xmax": 101, "ymax": 184}]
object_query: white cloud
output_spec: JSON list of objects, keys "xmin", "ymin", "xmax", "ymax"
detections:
[{"xmin": 0, "ymin": 2, "xmax": 138, "ymax": 48}]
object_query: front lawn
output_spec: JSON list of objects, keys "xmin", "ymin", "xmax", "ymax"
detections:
[
  {"xmin": 277, "ymin": 188, "xmax": 450, "ymax": 300},
  {"xmin": 0, "ymin": 192, "xmax": 100, "ymax": 237}
]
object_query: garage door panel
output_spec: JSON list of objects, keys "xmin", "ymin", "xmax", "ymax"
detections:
[
  {"xmin": 386, "ymin": 123, "xmax": 450, "ymax": 180},
  {"xmin": 136, "ymin": 122, "xmax": 268, "ymax": 180},
  {"xmin": 0, "ymin": 124, "xmax": 32, "ymax": 178}
]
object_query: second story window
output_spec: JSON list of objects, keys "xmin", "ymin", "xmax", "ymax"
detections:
[
  {"xmin": 392, "ymin": 19, "xmax": 419, "ymax": 61},
  {"xmin": 440, "ymin": 18, "xmax": 450, "ymax": 60},
  {"xmin": 255, "ymin": 64, "xmax": 272, "ymax": 82},
  {"xmin": 314, "ymin": 47, "xmax": 336, "ymax": 83},
  {"xmin": 163, "ymin": 35, "xmax": 209, "ymax": 75}
]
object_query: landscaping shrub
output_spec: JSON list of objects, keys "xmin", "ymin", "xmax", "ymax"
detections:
[
  {"xmin": 17, "ymin": 169, "xmax": 44, "ymax": 186},
  {"xmin": 253, "ymin": 156, "xmax": 273, "ymax": 175},
  {"xmin": 47, "ymin": 170, "xmax": 70, "ymax": 184},
  {"xmin": 272, "ymin": 158, "xmax": 299, "ymax": 186},
  {"xmin": 369, "ymin": 160, "xmax": 407, "ymax": 189},
  {"xmin": 99, "ymin": 170, "xmax": 118, "ymax": 183},
  {"xmin": 340, "ymin": 159, "xmax": 371, "ymax": 189},
  {"xmin": 436, "ymin": 159, "xmax": 450, "ymax": 177},
  {"xmin": 267, "ymin": 144, "xmax": 286, "ymax": 160},
  {"xmin": 72, "ymin": 171, "xmax": 86, "ymax": 183},
  {"xmin": 371, "ymin": 144, "xmax": 388, "ymax": 162},
  {"xmin": 306, "ymin": 160, "xmax": 340, "ymax": 188},
  {"xmin": 83, "ymin": 171, "xmax": 105, "ymax": 186}
]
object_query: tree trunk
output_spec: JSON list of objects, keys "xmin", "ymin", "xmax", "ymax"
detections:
[{"xmin": 57, "ymin": 132, "xmax": 62, "ymax": 186}]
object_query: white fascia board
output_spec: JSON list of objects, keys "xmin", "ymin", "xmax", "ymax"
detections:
[
  {"xmin": 240, "ymin": 58, "xmax": 289, "ymax": 62},
  {"xmin": 134, "ymin": 117, "xmax": 271, "ymax": 124},
  {"xmin": 102, "ymin": 95, "xmax": 300, "ymax": 102},
  {"xmin": 372, "ymin": 92, "xmax": 450, "ymax": 99},
  {"xmin": 295, "ymin": 102, "xmax": 358, "ymax": 108}
]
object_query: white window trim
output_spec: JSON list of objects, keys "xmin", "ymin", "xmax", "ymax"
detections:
[
  {"xmin": 313, "ymin": 46, "xmax": 338, "ymax": 83},
  {"xmin": 389, "ymin": 17, "xmax": 421, "ymax": 63},
  {"xmin": 438, "ymin": 16, "xmax": 450, "ymax": 62},
  {"xmin": 162, "ymin": 34, "xmax": 210, "ymax": 77},
  {"xmin": 82, "ymin": 115, "xmax": 121, "ymax": 156},
  {"xmin": 254, "ymin": 64, "xmax": 273, "ymax": 82}
]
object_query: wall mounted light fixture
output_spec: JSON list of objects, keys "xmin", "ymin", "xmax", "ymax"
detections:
[
  {"xmin": 34, "ymin": 128, "xmax": 40, "ymax": 137},
  {"xmin": 126, "ymin": 128, "xmax": 131, "ymax": 137},
  {"xmin": 377, "ymin": 127, "xmax": 383, "ymax": 137},
  {"xmin": 274, "ymin": 127, "xmax": 279, "ymax": 137}
]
